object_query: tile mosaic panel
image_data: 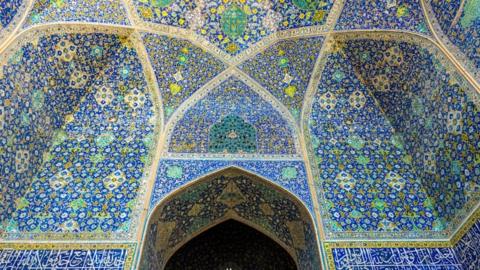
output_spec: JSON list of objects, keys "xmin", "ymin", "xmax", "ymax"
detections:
[
  {"xmin": 307, "ymin": 48, "xmax": 439, "ymax": 238},
  {"xmin": 430, "ymin": 0, "xmax": 480, "ymax": 70},
  {"xmin": 343, "ymin": 39, "xmax": 480, "ymax": 232},
  {"xmin": 0, "ymin": 0, "xmax": 22, "ymax": 28},
  {"xmin": 336, "ymin": 0, "xmax": 430, "ymax": 35},
  {"xmin": 133, "ymin": 0, "xmax": 334, "ymax": 55},
  {"xmin": 143, "ymin": 172, "xmax": 319, "ymax": 270},
  {"xmin": 0, "ymin": 33, "xmax": 128, "ymax": 229},
  {"xmin": 139, "ymin": 221, "xmax": 162, "ymax": 270},
  {"xmin": 0, "ymin": 33, "xmax": 158, "ymax": 240},
  {"xmin": 168, "ymin": 77, "xmax": 298, "ymax": 156},
  {"xmin": 239, "ymin": 36, "xmax": 324, "ymax": 120},
  {"xmin": 332, "ymin": 247, "xmax": 462, "ymax": 269},
  {"xmin": 141, "ymin": 33, "xmax": 226, "ymax": 120},
  {"xmin": 0, "ymin": 248, "xmax": 129, "ymax": 269},
  {"xmin": 150, "ymin": 158, "xmax": 313, "ymax": 212},
  {"xmin": 24, "ymin": 0, "xmax": 130, "ymax": 27},
  {"xmin": 454, "ymin": 219, "xmax": 480, "ymax": 269}
]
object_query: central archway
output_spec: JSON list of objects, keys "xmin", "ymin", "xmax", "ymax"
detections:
[
  {"xmin": 165, "ymin": 219, "xmax": 297, "ymax": 270},
  {"xmin": 139, "ymin": 168, "xmax": 321, "ymax": 270}
]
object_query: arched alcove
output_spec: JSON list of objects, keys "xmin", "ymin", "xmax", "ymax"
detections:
[
  {"xmin": 165, "ymin": 219, "xmax": 297, "ymax": 270},
  {"xmin": 139, "ymin": 168, "xmax": 321, "ymax": 270}
]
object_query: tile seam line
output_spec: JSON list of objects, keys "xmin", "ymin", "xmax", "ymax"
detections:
[
  {"xmin": 2, "ymin": 21, "xmax": 472, "ymax": 83},
  {"xmin": 0, "ymin": 0, "xmax": 34, "ymax": 50},
  {"xmin": 3, "ymin": 19, "xmax": 475, "ymax": 94},
  {"xmin": 420, "ymin": 0, "xmax": 480, "ymax": 91},
  {"xmin": 121, "ymin": 1, "xmax": 168, "ymax": 268}
]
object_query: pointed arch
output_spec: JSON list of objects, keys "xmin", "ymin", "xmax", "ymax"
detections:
[
  {"xmin": 138, "ymin": 167, "xmax": 322, "ymax": 270},
  {"xmin": 163, "ymin": 74, "xmax": 302, "ymax": 158}
]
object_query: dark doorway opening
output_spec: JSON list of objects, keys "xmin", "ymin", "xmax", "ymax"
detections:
[{"xmin": 165, "ymin": 219, "xmax": 297, "ymax": 270}]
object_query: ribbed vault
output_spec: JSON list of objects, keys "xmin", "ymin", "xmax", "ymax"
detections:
[{"xmin": 0, "ymin": 0, "xmax": 479, "ymax": 269}]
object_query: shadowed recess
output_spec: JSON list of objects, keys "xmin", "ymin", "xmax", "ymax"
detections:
[{"xmin": 165, "ymin": 220, "xmax": 297, "ymax": 270}]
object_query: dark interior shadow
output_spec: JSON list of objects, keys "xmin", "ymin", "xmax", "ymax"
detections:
[{"xmin": 165, "ymin": 219, "xmax": 298, "ymax": 270}]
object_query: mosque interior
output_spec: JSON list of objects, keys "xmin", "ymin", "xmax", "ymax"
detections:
[{"xmin": 0, "ymin": 0, "xmax": 479, "ymax": 269}]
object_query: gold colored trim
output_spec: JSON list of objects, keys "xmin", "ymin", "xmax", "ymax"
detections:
[
  {"xmin": 299, "ymin": 3, "xmax": 345, "ymax": 269},
  {"xmin": 0, "ymin": 0, "xmax": 33, "ymax": 50},
  {"xmin": 420, "ymin": 0, "xmax": 480, "ymax": 90},
  {"xmin": 301, "ymin": 36, "xmax": 335, "ymax": 243},
  {"xmin": 451, "ymin": 206, "xmax": 480, "ymax": 246},
  {"xmin": 128, "ymin": 31, "xmax": 165, "ymax": 245}
]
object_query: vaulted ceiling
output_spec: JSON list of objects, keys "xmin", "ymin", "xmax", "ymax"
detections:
[{"xmin": 0, "ymin": 0, "xmax": 479, "ymax": 248}]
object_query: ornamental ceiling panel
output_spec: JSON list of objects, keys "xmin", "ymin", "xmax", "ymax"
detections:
[
  {"xmin": 343, "ymin": 38, "xmax": 480, "ymax": 234},
  {"xmin": 305, "ymin": 33, "xmax": 480, "ymax": 241},
  {"xmin": 1, "ymin": 32, "xmax": 122, "ymax": 229},
  {"xmin": 24, "ymin": 0, "xmax": 131, "ymax": 28},
  {"xmin": 166, "ymin": 76, "xmax": 300, "ymax": 157},
  {"xmin": 0, "ymin": 31, "xmax": 160, "ymax": 241},
  {"xmin": 307, "ymin": 44, "xmax": 439, "ymax": 239},
  {"xmin": 141, "ymin": 32, "xmax": 227, "ymax": 120},
  {"xmin": 142, "ymin": 171, "xmax": 320, "ymax": 270},
  {"xmin": 132, "ymin": 0, "xmax": 336, "ymax": 55},
  {"xmin": 151, "ymin": 159, "xmax": 314, "ymax": 214},
  {"xmin": 239, "ymin": 36, "xmax": 324, "ymax": 121},
  {"xmin": 0, "ymin": 0, "xmax": 478, "ymax": 267},
  {"xmin": 335, "ymin": 0, "xmax": 431, "ymax": 36}
]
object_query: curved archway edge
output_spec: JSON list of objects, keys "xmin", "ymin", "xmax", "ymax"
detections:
[{"xmin": 137, "ymin": 167, "xmax": 323, "ymax": 270}]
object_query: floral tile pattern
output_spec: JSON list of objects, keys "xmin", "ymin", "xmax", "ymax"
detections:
[
  {"xmin": 239, "ymin": 36, "xmax": 324, "ymax": 120},
  {"xmin": 24, "ymin": 0, "xmax": 130, "ymax": 27},
  {"xmin": 0, "ymin": 32, "xmax": 158, "ymax": 240},
  {"xmin": 0, "ymin": 0, "xmax": 22, "ymax": 28},
  {"xmin": 344, "ymin": 38, "xmax": 480, "ymax": 232},
  {"xmin": 141, "ymin": 33, "xmax": 226, "ymax": 120},
  {"xmin": 430, "ymin": 0, "xmax": 480, "ymax": 71},
  {"xmin": 150, "ymin": 158, "xmax": 313, "ymax": 213},
  {"xmin": 167, "ymin": 77, "xmax": 298, "ymax": 156},
  {"xmin": 1, "ymin": 33, "xmax": 121, "ymax": 228},
  {"xmin": 336, "ymin": 0, "xmax": 430, "ymax": 36},
  {"xmin": 133, "ymin": 0, "xmax": 335, "ymax": 55},
  {"xmin": 308, "ymin": 47, "xmax": 439, "ymax": 238}
]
